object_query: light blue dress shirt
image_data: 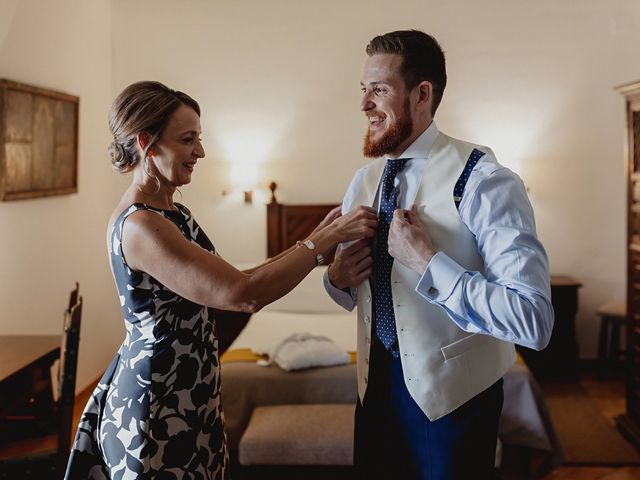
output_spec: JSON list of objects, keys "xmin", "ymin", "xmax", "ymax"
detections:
[{"xmin": 324, "ymin": 121, "xmax": 554, "ymax": 350}]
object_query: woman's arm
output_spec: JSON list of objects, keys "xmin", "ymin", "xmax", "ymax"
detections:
[
  {"xmin": 122, "ymin": 207, "xmax": 376, "ymax": 312},
  {"xmin": 242, "ymin": 206, "xmax": 343, "ymax": 274}
]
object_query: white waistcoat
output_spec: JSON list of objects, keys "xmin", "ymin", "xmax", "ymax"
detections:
[{"xmin": 344, "ymin": 132, "xmax": 515, "ymax": 421}]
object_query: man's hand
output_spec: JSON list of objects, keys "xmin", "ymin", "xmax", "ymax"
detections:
[
  {"xmin": 328, "ymin": 239, "xmax": 373, "ymax": 290},
  {"xmin": 388, "ymin": 204, "xmax": 437, "ymax": 275}
]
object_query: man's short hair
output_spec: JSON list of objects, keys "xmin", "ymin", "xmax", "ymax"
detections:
[{"xmin": 366, "ymin": 30, "xmax": 446, "ymax": 115}]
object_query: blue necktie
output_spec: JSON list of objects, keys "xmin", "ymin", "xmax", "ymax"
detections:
[{"xmin": 374, "ymin": 158, "xmax": 407, "ymax": 357}]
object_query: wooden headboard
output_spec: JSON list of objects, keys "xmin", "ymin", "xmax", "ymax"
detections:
[{"xmin": 266, "ymin": 182, "xmax": 339, "ymax": 257}]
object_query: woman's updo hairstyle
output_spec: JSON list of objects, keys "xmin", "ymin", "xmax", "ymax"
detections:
[{"xmin": 108, "ymin": 81, "xmax": 201, "ymax": 173}]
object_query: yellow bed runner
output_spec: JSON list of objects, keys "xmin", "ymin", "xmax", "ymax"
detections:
[
  {"xmin": 221, "ymin": 348, "xmax": 357, "ymax": 364},
  {"xmin": 221, "ymin": 348, "xmax": 523, "ymax": 366}
]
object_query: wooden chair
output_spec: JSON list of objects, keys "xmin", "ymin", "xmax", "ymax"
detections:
[
  {"xmin": 56, "ymin": 295, "xmax": 82, "ymax": 473},
  {"xmin": 67, "ymin": 282, "xmax": 79, "ymax": 312},
  {"xmin": 0, "ymin": 291, "xmax": 83, "ymax": 479},
  {"xmin": 0, "ymin": 283, "xmax": 78, "ymax": 442}
]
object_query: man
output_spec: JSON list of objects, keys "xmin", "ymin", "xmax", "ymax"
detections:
[{"xmin": 324, "ymin": 30, "xmax": 554, "ymax": 479}]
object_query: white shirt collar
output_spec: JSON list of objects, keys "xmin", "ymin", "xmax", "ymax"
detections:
[{"xmin": 386, "ymin": 121, "xmax": 439, "ymax": 160}]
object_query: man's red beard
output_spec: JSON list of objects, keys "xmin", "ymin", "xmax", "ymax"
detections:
[{"xmin": 363, "ymin": 99, "xmax": 413, "ymax": 158}]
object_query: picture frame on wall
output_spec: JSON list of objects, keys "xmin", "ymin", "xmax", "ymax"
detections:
[{"xmin": 0, "ymin": 79, "xmax": 79, "ymax": 201}]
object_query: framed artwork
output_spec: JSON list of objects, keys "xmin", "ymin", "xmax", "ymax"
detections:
[{"xmin": 0, "ymin": 79, "xmax": 79, "ymax": 201}]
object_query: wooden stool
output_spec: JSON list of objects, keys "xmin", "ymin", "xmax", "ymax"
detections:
[{"xmin": 596, "ymin": 300, "xmax": 626, "ymax": 379}]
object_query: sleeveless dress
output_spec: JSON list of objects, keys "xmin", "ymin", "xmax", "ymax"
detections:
[{"xmin": 65, "ymin": 203, "xmax": 229, "ymax": 480}]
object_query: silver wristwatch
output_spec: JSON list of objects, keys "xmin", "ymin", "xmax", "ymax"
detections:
[{"xmin": 297, "ymin": 239, "xmax": 325, "ymax": 266}]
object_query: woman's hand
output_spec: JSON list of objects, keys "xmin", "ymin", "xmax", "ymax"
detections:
[
  {"xmin": 311, "ymin": 206, "xmax": 343, "ymax": 235},
  {"xmin": 328, "ymin": 206, "xmax": 377, "ymax": 244}
]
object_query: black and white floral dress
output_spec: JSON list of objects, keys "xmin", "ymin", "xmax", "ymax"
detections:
[{"xmin": 65, "ymin": 203, "xmax": 229, "ymax": 480}]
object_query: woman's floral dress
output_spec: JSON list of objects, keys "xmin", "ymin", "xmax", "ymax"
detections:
[{"xmin": 65, "ymin": 203, "xmax": 229, "ymax": 480}]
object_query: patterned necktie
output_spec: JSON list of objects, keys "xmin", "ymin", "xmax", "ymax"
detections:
[{"xmin": 374, "ymin": 158, "xmax": 408, "ymax": 357}]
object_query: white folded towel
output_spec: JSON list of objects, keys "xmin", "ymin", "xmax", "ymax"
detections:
[{"xmin": 255, "ymin": 332, "xmax": 351, "ymax": 371}]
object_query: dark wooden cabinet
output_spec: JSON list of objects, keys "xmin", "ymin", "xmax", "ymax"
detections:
[
  {"xmin": 615, "ymin": 80, "xmax": 640, "ymax": 449},
  {"xmin": 517, "ymin": 275, "xmax": 581, "ymax": 382}
]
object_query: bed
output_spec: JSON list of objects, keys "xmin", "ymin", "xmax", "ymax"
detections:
[{"xmin": 219, "ymin": 193, "xmax": 563, "ymax": 479}]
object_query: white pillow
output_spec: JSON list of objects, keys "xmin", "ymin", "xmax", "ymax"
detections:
[{"xmin": 256, "ymin": 332, "xmax": 350, "ymax": 371}]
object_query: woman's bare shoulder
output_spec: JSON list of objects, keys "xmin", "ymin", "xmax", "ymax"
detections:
[{"xmin": 107, "ymin": 200, "xmax": 142, "ymax": 236}]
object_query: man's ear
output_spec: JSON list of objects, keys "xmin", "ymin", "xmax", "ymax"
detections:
[{"xmin": 415, "ymin": 81, "xmax": 433, "ymax": 113}]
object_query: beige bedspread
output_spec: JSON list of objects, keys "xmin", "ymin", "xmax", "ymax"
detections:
[{"xmin": 220, "ymin": 352, "xmax": 563, "ymax": 477}]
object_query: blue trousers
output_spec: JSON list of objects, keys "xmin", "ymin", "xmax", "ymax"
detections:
[{"xmin": 354, "ymin": 337, "xmax": 503, "ymax": 480}]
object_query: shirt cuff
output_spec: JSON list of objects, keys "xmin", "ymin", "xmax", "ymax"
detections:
[
  {"xmin": 416, "ymin": 252, "xmax": 465, "ymax": 303},
  {"xmin": 323, "ymin": 269, "xmax": 356, "ymax": 311}
]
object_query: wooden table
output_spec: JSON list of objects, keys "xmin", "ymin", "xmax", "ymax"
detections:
[
  {"xmin": 516, "ymin": 275, "xmax": 582, "ymax": 382},
  {"xmin": 0, "ymin": 335, "xmax": 60, "ymax": 441}
]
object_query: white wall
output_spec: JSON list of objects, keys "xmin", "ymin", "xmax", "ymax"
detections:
[
  {"xmin": 0, "ymin": 0, "xmax": 125, "ymax": 389},
  {"xmin": 110, "ymin": 0, "xmax": 640, "ymax": 358},
  {"xmin": 1, "ymin": 0, "xmax": 635, "ymax": 389}
]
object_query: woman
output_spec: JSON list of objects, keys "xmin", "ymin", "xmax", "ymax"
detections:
[{"xmin": 65, "ymin": 81, "xmax": 376, "ymax": 479}]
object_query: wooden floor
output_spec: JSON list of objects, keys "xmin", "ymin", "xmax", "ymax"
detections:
[
  {"xmin": 541, "ymin": 369, "xmax": 640, "ymax": 480},
  {"xmin": 4, "ymin": 369, "xmax": 640, "ymax": 479}
]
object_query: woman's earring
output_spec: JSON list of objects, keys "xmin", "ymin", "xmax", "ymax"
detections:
[
  {"xmin": 143, "ymin": 157, "xmax": 161, "ymax": 194},
  {"xmin": 144, "ymin": 156, "xmax": 152, "ymax": 175}
]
